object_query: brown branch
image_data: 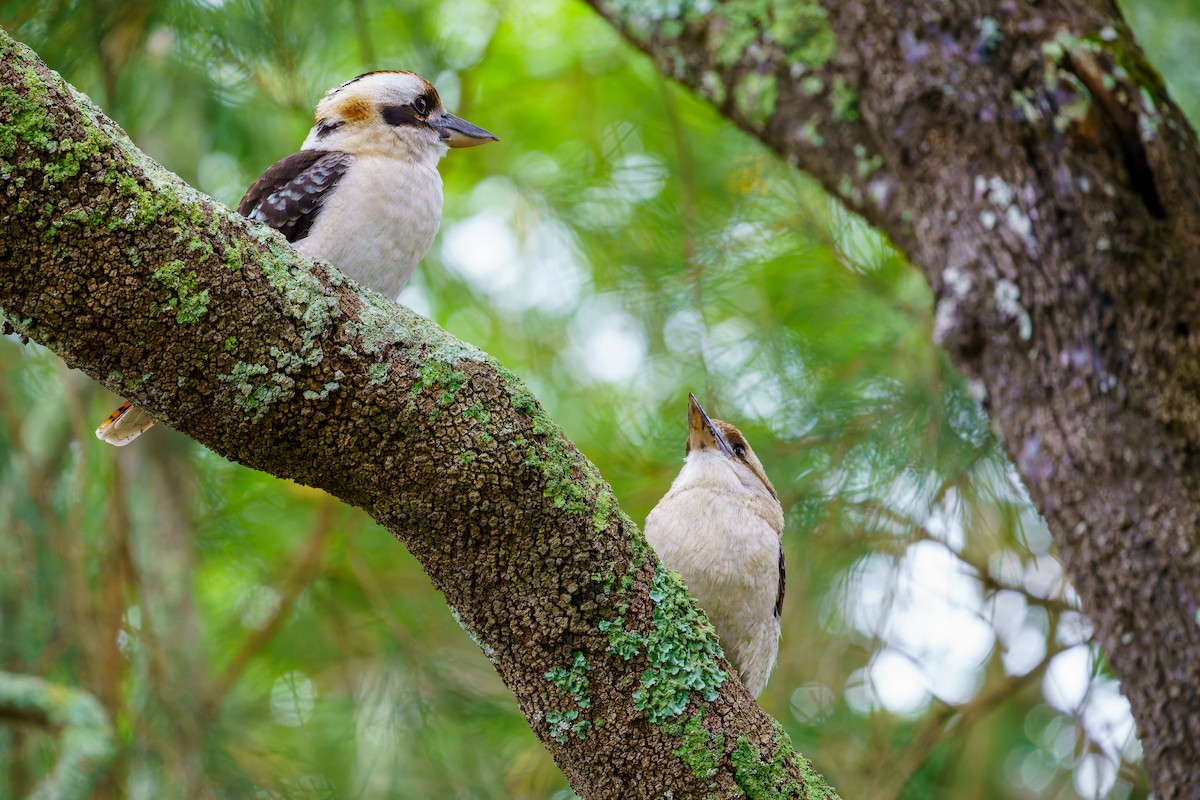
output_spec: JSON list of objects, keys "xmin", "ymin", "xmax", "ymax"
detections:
[{"xmin": 0, "ymin": 30, "xmax": 834, "ymax": 799}]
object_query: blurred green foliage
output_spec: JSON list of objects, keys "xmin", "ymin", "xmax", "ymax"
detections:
[{"xmin": 1, "ymin": 0, "xmax": 1192, "ymax": 797}]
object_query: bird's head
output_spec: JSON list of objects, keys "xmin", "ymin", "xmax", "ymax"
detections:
[
  {"xmin": 685, "ymin": 393, "xmax": 777, "ymax": 499},
  {"xmin": 301, "ymin": 71, "xmax": 497, "ymax": 163}
]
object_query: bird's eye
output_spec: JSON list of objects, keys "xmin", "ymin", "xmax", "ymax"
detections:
[
  {"xmin": 733, "ymin": 445, "xmax": 747, "ymax": 458},
  {"xmin": 413, "ymin": 96, "xmax": 430, "ymax": 116}
]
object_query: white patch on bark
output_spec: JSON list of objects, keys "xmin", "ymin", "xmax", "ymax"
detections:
[{"xmin": 994, "ymin": 279, "xmax": 1033, "ymax": 341}]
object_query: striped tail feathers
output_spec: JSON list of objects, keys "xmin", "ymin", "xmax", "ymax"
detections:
[{"xmin": 95, "ymin": 401, "xmax": 157, "ymax": 446}]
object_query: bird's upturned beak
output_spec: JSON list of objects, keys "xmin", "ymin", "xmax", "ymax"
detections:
[
  {"xmin": 688, "ymin": 393, "xmax": 733, "ymax": 457},
  {"xmin": 433, "ymin": 112, "xmax": 499, "ymax": 148}
]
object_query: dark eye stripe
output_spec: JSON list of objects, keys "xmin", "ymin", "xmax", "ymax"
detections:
[{"xmin": 381, "ymin": 104, "xmax": 425, "ymax": 127}]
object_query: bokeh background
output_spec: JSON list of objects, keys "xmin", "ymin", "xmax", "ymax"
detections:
[{"xmin": 2, "ymin": 1, "xmax": 1197, "ymax": 798}]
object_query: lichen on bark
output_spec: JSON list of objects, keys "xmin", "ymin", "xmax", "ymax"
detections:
[{"xmin": 0, "ymin": 27, "xmax": 833, "ymax": 799}]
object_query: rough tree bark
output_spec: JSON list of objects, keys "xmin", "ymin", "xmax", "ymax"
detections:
[
  {"xmin": 0, "ymin": 30, "xmax": 840, "ymax": 800},
  {"xmin": 579, "ymin": 0, "xmax": 1200, "ymax": 796}
]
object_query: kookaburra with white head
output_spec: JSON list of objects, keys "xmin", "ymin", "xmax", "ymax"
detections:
[
  {"xmin": 644, "ymin": 394, "xmax": 785, "ymax": 697},
  {"xmin": 97, "ymin": 71, "xmax": 496, "ymax": 445}
]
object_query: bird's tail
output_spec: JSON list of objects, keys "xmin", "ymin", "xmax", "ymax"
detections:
[{"xmin": 95, "ymin": 401, "xmax": 156, "ymax": 446}]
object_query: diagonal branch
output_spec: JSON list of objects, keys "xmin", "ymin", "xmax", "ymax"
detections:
[{"xmin": 0, "ymin": 29, "xmax": 837, "ymax": 799}]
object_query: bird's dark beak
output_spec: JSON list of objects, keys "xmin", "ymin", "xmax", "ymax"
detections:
[
  {"xmin": 687, "ymin": 393, "xmax": 733, "ymax": 457},
  {"xmin": 434, "ymin": 112, "xmax": 498, "ymax": 148}
]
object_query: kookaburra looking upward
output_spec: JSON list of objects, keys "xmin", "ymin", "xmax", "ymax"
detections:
[
  {"xmin": 96, "ymin": 70, "xmax": 496, "ymax": 445},
  {"xmin": 645, "ymin": 394, "xmax": 785, "ymax": 698}
]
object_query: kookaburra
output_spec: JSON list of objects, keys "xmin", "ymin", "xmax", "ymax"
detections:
[
  {"xmin": 96, "ymin": 71, "xmax": 496, "ymax": 445},
  {"xmin": 644, "ymin": 394, "xmax": 785, "ymax": 697}
]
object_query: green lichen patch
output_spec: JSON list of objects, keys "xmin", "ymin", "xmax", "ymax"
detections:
[
  {"xmin": 507, "ymin": 381, "xmax": 623, "ymax": 531},
  {"xmin": 343, "ymin": 289, "xmax": 500, "ymax": 412},
  {"xmin": 217, "ymin": 232, "xmax": 357, "ymax": 407},
  {"xmin": 830, "ymin": 77, "xmax": 859, "ymax": 122},
  {"xmin": 0, "ymin": 41, "xmax": 111, "ymax": 187},
  {"xmin": 732, "ymin": 735, "xmax": 793, "ymax": 798},
  {"xmin": 673, "ymin": 711, "xmax": 724, "ymax": 780},
  {"xmin": 730, "ymin": 722, "xmax": 841, "ymax": 800},
  {"xmin": 302, "ymin": 382, "xmax": 340, "ymax": 401},
  {"xmin": 545, "ymin": 709, "xmax": 592, "ymax": 745},
  {"xmin": 411, "ymin": 361, "xmax": 466, "ymax": 404},
  {"xmin": 219, "ymin": 360, "xmax": 284, "ymax": 420},
  {"xmin": 367, "ymin": 362, "xmax": 390, "ymax": 385},
  {"xmin": 544, "ymin": 652, "xmax": 593, "ymax": 744},
  {"xmin": 734, "ymin": 72, "xmax": 778, "ymax": 128},
  {"xmin": 124, "ymin": 373, "xmax": 152, "ymax": 392},
  {"xmin": 269, "ymin": 345, "xmax": 323, "ymax": 374},
  {"xmin": 152, "ymin": 259, "xmax": 210, "ymax": 324},
  {"xmin": 350, "ymin": 287, "xmax": 481, "ymax": 363},
  {"xmin": 0, "ymin": 309, "xmax": 33, "ymax": 344},
  {"xmin": 350, "ymin": 293, "xmax": 628, "ymax": 530},
  {"xmin": 546, "ymin": 651, "xmax": 592, "ymax": 709},
  {"xmin": 114, "ymin": 173, "xmax": 175, "ymax": 228},
  {"xmin": 599, "ymin": 616, "xmax": 643, "ymax": 660},
  {"xmin": 591, "ymin": 487, "xmax": 620, "ymax": 533},
  {"xmin": 0, "ymin": 81, "xmax": 55, "ymax": 161},
  {"xmin": 244, "ymin": 229, "xmax": 342, "ymax": 350},
  {"xmin": 760, "ymin": 3, "xmax": 836, "ymax": 66},
  {"xmin": 524, "ymin": 442, "xmax": 584, "ymax": 512},
  {"xmin": 710, "ymin": 1, "xmax": 835, "ymax": 68},
  {"xmin": 632, "ymin": 566, "xmax": 727, "ymax": 724},
  {"xmin": 522, "ymin": 437, "xmax": 623, "ymax": 534},
  {"xmin": 462, "ymin": 402, "xmax": 491, "ymax": 425}
]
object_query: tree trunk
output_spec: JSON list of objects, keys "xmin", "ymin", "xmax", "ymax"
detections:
[
  {"xmin": 0, "ymin": 29, "xmax": 840, "ymax": 800},
  {"xmin": 579, "ymin": 0, "xmax": 1200, "ymax": 795}
]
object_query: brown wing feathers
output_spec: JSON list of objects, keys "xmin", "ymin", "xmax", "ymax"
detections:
[{"xmin": 236, "ymin": 150, "xmax": 354, "ymax": 242}]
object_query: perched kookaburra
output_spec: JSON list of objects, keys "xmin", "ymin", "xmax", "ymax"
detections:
[
  {"xmin": 644, "ymin": 394, "xmax": 785, "ymax": 697},
  {"xmin": 96, "ymin": 70, "xmax": 496, "ymax": 445}
]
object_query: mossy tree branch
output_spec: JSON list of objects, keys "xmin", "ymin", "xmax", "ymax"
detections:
[
  {"xmin": 0, "ymin": 29, "xmax": 839, "ymax": 800},
  {"xmin": 581, "ymin": 0, "xmax": 1200, "ymax": 795}
]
